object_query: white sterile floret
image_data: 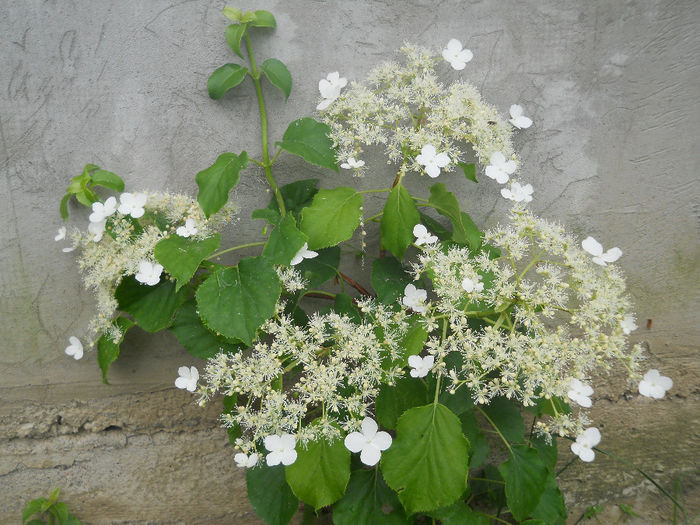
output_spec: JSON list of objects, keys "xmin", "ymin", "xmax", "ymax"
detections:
[
  {"xmin": 234, "ymin": 452, "xmax": 259, "ymax": 468},
  {"xmin": 264, "ymin": 434, "xmax": 298, "ymax": 466},
  {"xmin": 485, "ymin": 152, "xmax": 517, "ymax": 184},
  {"xmin": 416, "ymin": 144, "xmax": 450, "ymax": 178},
  {"xmin": 118, "ymin": 192, "xmax": 147, "ymax": 218},
  {"xmin": 55, "ymin": 227, "xmax": 67, "ymax": 241},
  {"xmin": 461, "ymin": 275, "xmax": 484, "ymax": 293},
  {"xmin": 501, "ymin": 182, "xmax": 534, "ymax": 203},
  {"xmin": 567, "ymin": 379, "xmax": 594, "ymax": 408},
  {"xmin": 571, "ymin": 427, "xmax": 601, "ymax": 462},
  {"xmin": 135, "ymin": 260, "xmax": 163, "ymax": 286},
  {"xmin": 408, "ymin": 355, "xmax": 434, "ymax": 378},
  {"xmin": 344, "ymin": 417, "xmax": 392, "ymax": 466},
  {"xmin": 88, "ymin": 220, "xmax": 106, "ymax": 242},
  {"xmin": 581, "ymin": 236, "xmax": 622, "ymax": 266},
  {"xmin": 290, "ymin": 242, "xmax": 318, "ymax": 266},
  {"xmin": 64, "ymin": 336, "xmax": 83, "ymax": 360},
  {"xmin": 442, "ymin": 38, "xmax": 473, "ymax": 70},
  {"xmin": 621, "ymin": 314, "xmax": 638, "ymax": 335},
  {"xmin": 175, "ymin": 365, "xmax": 199, "ymax": 392},
  {"xmin": 638, "ymin": 369, "xmax": 673, "ymax": 399},
  {"xmin": 402, "ymin": 283, "xmax": 428, "ymax": 313},
  {"xmin": 413, "ymin": 224, "xmax": 438, "ymax": 246},
  {"xmin": 176, "ymin": 218, "xmax": 198, "ymax": 238},
  {"xmin": 89, "ymin": 196, "xmax": 117, "ymax": 223},
  {"xmin": 317, "ymin": 72, "xmax": 347, "ymax": 110},
  {"xmin": 340, "ymin": 157, "xmax": 365, "ymax": 169},
  {"xmin": 509, "ymin": 104, "xmax": 533, "ymax": 129}
]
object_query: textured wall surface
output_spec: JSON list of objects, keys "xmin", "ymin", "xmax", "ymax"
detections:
[{"xmin": 1, "ymin": 0, "xmax": 698, "ymax": 523}]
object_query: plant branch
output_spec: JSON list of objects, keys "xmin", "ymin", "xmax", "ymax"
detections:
[{"xmin": 339, "ymin": 272, "xmax": 372, "ymax": 297}]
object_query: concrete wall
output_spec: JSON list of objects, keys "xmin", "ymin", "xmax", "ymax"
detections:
[{"xmin": 1, "ymin": 0, "xmax": 698, "ymax": 523}]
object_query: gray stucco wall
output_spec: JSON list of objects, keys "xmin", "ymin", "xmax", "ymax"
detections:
[{"xmin": 1, "ymin": 0, "xmax": 698, "ymax": 523}]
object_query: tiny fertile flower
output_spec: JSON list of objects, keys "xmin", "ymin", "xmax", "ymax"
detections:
[
  {"xmin": 64, "ymin": 336, "xmax": 83, "ymax": 360},
  {"xmin": 408, "ymin": 355, "xmax": 434, "ymax": 378},
  {"xmin": 509, "ymin": 104, "xmax": 533, "ymax": 129},
  {"xmin": 416, "ymin": 144, "xmax": 450, "ymax": 178},
  {"xmin": 135, "ymin": 260, "xmax": 163, "ymax": 286},
  {"xmin": 89, "ymin": 196, "xmax": 117, "ymax": 223},
  {"xmin": 317, "ymin": 72, "xmax": 347, "ymax": 110},
  {"xmin": 461, "ymin": 275, "xmax": 484, "ymax": 293},
  {"xmin": 442, "ymin": 38, "xmax": 473, "ymax": 70},
  {"xmin": 402, "ymin": 283, "xmax": 428, "ymax": 313},
  {"xmin": 485, "ymin": 152, "xmax": 517, "ymax": 184},
  {"xmin": 118, "ymin": 192, "xmax": 147, "ymax": 218},
  {"xmin": 234, "ymin": 452, "xmax": 259, "ymax": 469},
  {"xmin": 501, "ymin": 182, "xmax": 534, "ymax": 203},
  {"xmin": 340, "ymin": 157, "xmax": 365, "ymax": 169},
  {"xmin": 176, "ymin": 218, "xmax": 198, "ymax": 238},
  {"xmin": 621, "ymin": 314, "xmax": 638, "ymax": 335},
  {"xmin": 413, "ymin": 224, "xmax": 438, "ymax": 246},
  {"xmin": 638, "ymin": 369, "xmax": 673, "ymax": 399},
  {"xmin": 264, "ymin": 434, "xmax": 297, "ymax": 466},
  {"xmin": 88, "ymin": 219, "xmax": 106, "ymax": 242},
  {"xmin": 344, "ymin": 417, "xmax": 392, "ymax": 466},
  {"xmin": 571, "ymin": 427, "xmax": 601, "ymax": 462},
  {"xmin": 290, "ymin": 243, "xmax": 318, "ymax": 266},
  {"xmin": 55, "ymin": 227, "xmax": 66, "ymax": 241},
  {"xmin": 581, "ymin": 236, "xmax": 622, "ymax": 266},
  {"xmin": 175, "ymin": 365, "xmax": 199, "ymax": 392},
  {"xmin": 567, "ymin": 379, "xmax": 594, "ymax": 408}
]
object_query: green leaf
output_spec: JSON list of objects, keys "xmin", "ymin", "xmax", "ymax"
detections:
[
  {"xmin": 247, "ymin": 465, "xmax": 298, "ymax": 525},
  {"xmin": 481, "ymin": 397, "xmax": 525, "ymax": 443},
  {"xmin": 252, "ymin": 207, "xmax": 280, "ymax": 224},
  {"xmin": 285, "ymin": 435, "xmax": 350, "ymax": 510},
  {"xmin": 618, "ymin": 504, "xmax": 640, "ymax": 517},
  {"xmin": 375, "ymin": 376, "xmax": 428, "ymax": 430},
  {"xmin": 531, "ymin": 475, "xmax": 567, "ymax": 525},
  {"xmin": 90, "ymin": 169, "xmax": 124, "ymax": 191},
  {"xmin": 331, "ymin": 293, "xmax": 361, "ymax": 323},
  {"xmin": 295, "ymin": 246, "xmax": 340, "ymax": 287},
  {"xmin": 225, "ymin": 24, "xmax": 247, "ymax": 58},
  {"xmin": 395, "ymin": 319, "xmax": 428, "ymax": 367},
  {"xmin": 458, "ymin": 162, "xmax": 477, "ymax": 183},
  {"xmin": 439, "ymin": 387, "xmax": 474, "ymax": 417},
  {"xmin": 97, "ymin": 317, "xmax": 134, "ymax": 384},
  {"xmin": 262, "ymin": 58, "xmax": 292, "ymax": 100},
  {"xmin": 59, "ymin": 194, "xmax": 71, "ymax": 220},
  {"xmin": 115, "ymin": 277, "xmax": 186, "ymax": 333},
  {"xmin": 332, "ymin": 469, "xmax": 408, "ymax": 525},
  {"xmin": 460, "ymin": 212, "xmax": 482, "ymax": 252},
  {"xmin": 498, "ymin": 445, "xmax": 549, "ymax": 522},
  {"xmin": 49, "ymin": 502, "xmax": 69, "ymax": 523},
  {"xmin": 418, "ymin": 212, "xmax": 451, "ymax": 241},
  {"xmin": 380, "ymin": 184, "xmax": 420, "ymax": 259},
  {"xmin": 276, "ymin": 118, "xmax": 338, "ymax": 171},
  {"xmin": 371, "ymin": 256, "xmax": 412, "ymax": 305},
  {"xmin": 251, "ymin": 10, "xmax": 276, "ymax": 27},
  {"xmin": 381, "ymin": 404, "xmax": 470, "ymax": 514},
  {"xmin": 22, "ymin": 498, "xmax": 47, "ymax": 523},
  {"xmin": 459, "ymin": 410, "xmax": 490, "ymax": 468},
  {"xmin": 272, "ymin": 179, "xmax": 319, "ymax": 217},
  {"xmin": 222, "ymin": 394, "xmax": 242, "ymax": 445},
  {"xmin": 531, "ymin": 433, "xmax": 558, "ymax": 473},
  {"xmin": 154, "ymin": 234, "xmax": 220, "ymax": 291},
  {"xmin": 262, "ymin": 214, "xmax": 308, "ymax": 266},
  {"xmin": 196, "ymin": 152, "xmax": 248, "ymax": 218},
  {"xmin": 170, "ymin": 300, "xmax": 242, "ymax": 359},
  {"xmin": 222, "ymin": 7, "xmax": 242, "ymax": 21},
  {"xmin": 195, "ymin": 256, "xmax": 280, "ymax": 346},
  {"xmin": 300, "ymin": 187, "xmax": 362, "ymax": 249},
  {"xmin": 427, "ymin": 183, "xmax": 482, "ymax": 250},
  {"xmin": 48, "ymin": 487, "xmax": 60, "ymax": 504},
  {"xmin": 429, "ymin": 502, "xmax": 489, "ymax": 525},
  {"xmin": 526, "ymin": 395, "xmax": 572, "ymax": 418},
  {"xmin": 207, "ymin": 63, "xmax": 249, "ymax": 99}
]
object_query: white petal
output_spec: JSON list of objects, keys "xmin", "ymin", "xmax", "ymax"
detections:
[
  {"xmin": 280, "ymin": 448, "xmax": 297, "ymax": 466},
  {"xmin": 264, "ymin": 435, "xmax": 281, "ymax": 452},
  {"xmin": 372, "ymin": 431, "xmax": 392, "ymax": 451},
  {"xmin": 657, "ymin": 375, "xmax": 673, "ymax": 391},
  {"xmin": 501, "ymin": 188, "xmax": 513, "ymax": 200},
  {"xmin": 426, "ymin": 164, "xmax": 441, "ymax": 178},
  {"xmin": 344, "ymin": 432, "xmax": 365, "ymax": 453},
  {"xmin": 408, "ymin": 355, "xmax": 423, "ymax": 368},
  {"xmin": 55, "ymin": 227, "xmax": 66, "ymax": 241},
  {"xmin": 502, "ymin": 160, "xmax": 517, "ymax": 174},
  {"xmin": 266, "ymin": 451, "xmax": 282, "ymax": 466},
  {"xmin": 434, "ymin": 152, "xmax": 450, "ymax": 168},
  {"xmin": 638, "ymin": 380, "xmax": 654, "ymax": 397},
  {"xmin": 359, "ymin": 445, "xmax": 382, "ymax": 466},
  {"xmin": 485, "ymin": 166, "xmax": 500, "ymax": 181},
  {"xmin": 413, "ymin": 224, "xmax": 427, "ymax": 237},
  {"xmin": 361, "ymin": 417, "xmax": 378, "ymax": 438},
  {"xmin": 494, "ymin": 171, "xmax": 510, "ymax": 184},
  {"xmin": 449, "ymin": 59, "xmax": 466, "ymax": 71},
  {"xmin": 421, "ymin": 144, "xmax": 437, "ymax": 159},
  {"xmin": 578, "ymin": 447, "xmax": 595, "ymax": 462},
  {"xmin": 316, "ymin": 98, "xmax": 333, "ymax": 111},
  {"xmin": 581, "ymin": 237, "xmax": 603, "ymax": 257},
  {"xmin": 582, "ymin": 427, "xmax": 601, "ymax": 447},
  {"xmin": 423, "ymin": 355, "xmax": 435, "ymax": 369},
  {"xmin": 234, "ymin": 453, "xmax": 248, "ymax": 467},
  {"xmin": 514, "ymin": 115, "xmax": 533, "ymax": 129},
  {"xmin": 490, "ymin": 151, "xmax": 506, "ymax": 166},
  {"xmin": 509, "ymin": 104, "xmax": 523, "ymax": 118},
  {"xmin": 457, "ymin": 49, "xmax": 473, "ymax": 64},
  {"xmin": 446, "ymin": 39, "xmax": 462, "ymax": 52},
  {"xmin": 174, "ymin": 377, "xmax": 190, "ymax": 390},
  {"xmin": 601, "ymin": 247, "xmax": 622, "ymax": 263},
  {"xmin": 280, "ymin": 434, "xmax": 296, "ymax": 450}
]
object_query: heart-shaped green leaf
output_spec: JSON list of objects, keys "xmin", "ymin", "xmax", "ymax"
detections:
[
  {"xmin": 154, "ymin": 234, "xmax": 220, "ymax": 290},
  {"xmin": 195, "ymin": 152, "xmax": 248, "ymax": 218},
  {"xmin": 300, "ymin": 187, "xmax": 362, "ymax": 249},
  {"xmin": 276, "ymin": 118, "xmax": 338, "ymax": 171},
  {"xmin": 262, "ymin": 58, "xmax": 292, "ymax": 100}
]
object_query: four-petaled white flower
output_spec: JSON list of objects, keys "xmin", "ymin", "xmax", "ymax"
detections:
[
  {"xmin": 88, "ymin": 220, "xmax": 106, "ymax": 242},
  {"xmin": 581, "ymin": 236, "xmax": 622, "ymax": 266},
  {"xmin": 485, "ymin": 152, "xmax": 517, "ymax": 184},
  {"xmin": 408, "ymin": 355, "xmax": 434, "ymax": 378},
  {"xmin": 442, "ymin": 39, "xmax": 473, "ymax": 70},
  {"xmin": 638, "ymin": 369, "xmax": 673, "ymax": 399},
  {"xmin": 264, "ymin": 434, "xmax": 297, "ymax": 466},
  {"xmin": 501, "ymin": 182, "xmax": 534, "ymax": 203},
  {"xmin": 416, "ymin": 144, "xmax": 450, "ymax": 178},
  {"xmin": 89, "ymin": 196, "xmax": 117, "ymax": 223},
  {"xmin": 461, "ymin": 275, "xmax": 484, "ymax": 293},
  {"xmin": 290, "ymin": 243, "xmax": 318, "ymax": 266},
  {"xmin": 118, "ymin": 192, "xmax": 147, "ymax": 218},
  {"xmin": 176, "ymin": 218, "xmax": 198, "ymax": 238},
  {"xmin": 55, "ymin": 227, "xmax": 66, "ymax": 241},
  {"xmin": 234, "ymin": 452, "xmax": 259, "ymax": 469},
  {"xmin": 621, "ymin": 314, "xmax": 637, "ymax": 335},
  {"xmin": 64, "ymin": 336, "xmax": 83, "ymax": 360},
  {"xmin": 571, "ymin": 427, "xmax": 601, "ymax": 462},
  {"xmin": 509, "ymin": 104, "xmax": 533, "ymax": 129},
  {"xmin": 402, "ymin": 283, "xmax": 428, "ymax": 313},
  {"xmin": 175, "ymin": 365, "xmax": 199, "ymax": 392},
  {"xmin": 567, "ymin": 379, "xmax": 594, "ymax": 408},
  {"xmin": 340, "ymin": 157, "xmax": 365, "ymax": 170},
  {"xmin": 317, "ymin": 72, "xmax": 347, "ymax": 110},
  {"xmin": 344, "ymin": 417, "xmax": 392, "ymax": 466},
  {"xmin": 413, "ymin": 224, "xmax": 438, "ymax": 246},
  {"xmin": 135, "ymin": 260, "xmax": 163, "ymax": 286}
]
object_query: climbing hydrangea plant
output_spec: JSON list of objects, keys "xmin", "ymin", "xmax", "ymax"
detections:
[{"xmin": 56, "ymin": 7, "xmax": 681, "ymax": 525}]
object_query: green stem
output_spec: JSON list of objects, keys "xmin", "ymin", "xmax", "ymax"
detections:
[
  {"xmin": 304, "ymin": 290, "xmax": 336, "ymax": 299},
  {"xmin": 359, "ymin": 188, "xmax": 391, "ymax": 195},
  {"xmin": 208, "ymin": 241, "xmax": 265, "ymax": 259},
  {"xmin": 476, "ymin": 406, "xmax": 512, "ymax": 452}
]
